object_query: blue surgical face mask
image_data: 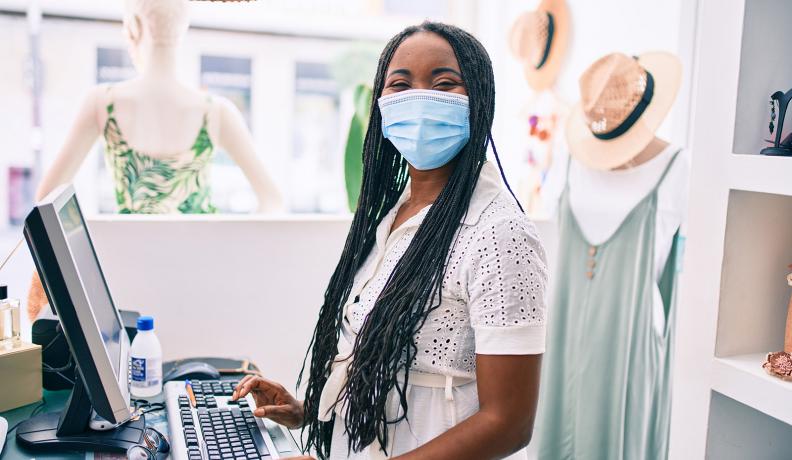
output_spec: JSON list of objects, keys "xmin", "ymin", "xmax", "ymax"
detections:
[{"xmin": 378, "ymin": 89, "xmax": 470, "ymax": 170}]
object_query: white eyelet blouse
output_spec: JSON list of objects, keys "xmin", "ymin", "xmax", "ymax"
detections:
[{"xmin": 327, "ymin": 162, "xmax": 548, "ymax": 460}]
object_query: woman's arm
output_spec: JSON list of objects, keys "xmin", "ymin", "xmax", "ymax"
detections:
[
  {"xmin": 216, "ymin": 98, "xmax": 285, "ymax": 213},
  {"xmin": 395, "ymin": 353, "xmax": 542, "ymax": 460},
  {"xmin": 36, "ymin": 87, "xmax": 103, "ymax": 200}
]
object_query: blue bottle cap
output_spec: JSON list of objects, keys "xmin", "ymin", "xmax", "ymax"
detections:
[{"xmin": 137, "ymin": 315, "xmax": 154, "ymax": 331}]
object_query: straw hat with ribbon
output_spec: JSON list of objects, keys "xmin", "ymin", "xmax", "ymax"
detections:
[
  {"xmin": 508, "ymin": 0, "xmax": 570, "ymax": 91},
  {"xmin": 566, "ymin": 52, "xmax": 682, "ymax": 170}
]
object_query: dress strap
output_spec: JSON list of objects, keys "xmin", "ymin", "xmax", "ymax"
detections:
[
  {"xmin": 562, "ymin": 154, "xmax": 573, "ymax": 193},
  {"xmin": 105, "ymin": 84, "xmax": 115, "ymax": 115},
  {"xmin": 652, "ymin": 149, "xmax": 682, "ymax": 192},
  {"xmin": 202, "ymin": 93, "xmax": 213, "ymax": 125}
]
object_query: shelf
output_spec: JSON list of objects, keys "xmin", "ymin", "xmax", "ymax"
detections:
[
  {"xmin": 732, "ymin": 0, "xmax": 792, "ymax": 156},
  {"xmin": 717, "ymin": 190, "xmax": 792, "ymax": 357},
  {"xmin": 712, "ymin": 354, "xmax": 792, "ymax": 426},
  {"xmin": 727, "ymin": 154, "xmax": 792, "ymax": 196},
  {"xmin": 706, "ymin": 391, "xmax": 792, "ymax": 459}
]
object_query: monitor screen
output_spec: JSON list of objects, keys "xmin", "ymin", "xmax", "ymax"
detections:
[{"xmin": 57, "ymin": 197, "xmax": 123, "ymax": 377}]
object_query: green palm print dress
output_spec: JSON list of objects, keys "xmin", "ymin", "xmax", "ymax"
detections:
[{"xmin": 103, "ymin": 97, "xmax": 217, "ymax": 214}]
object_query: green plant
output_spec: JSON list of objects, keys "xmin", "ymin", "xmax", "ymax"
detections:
[{"xmin": 344, "ymin": 83, "xmax": 372, "ymax": 211}]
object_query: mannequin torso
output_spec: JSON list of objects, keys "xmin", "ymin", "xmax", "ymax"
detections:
[
  {"xmin": 37, "ymin": 76, "xmax": 283, "ymax": 213},
  {"xmin": 36, "ymin": 5, "xmax": 283, "ymax": 213},
  {"xmin": 101, "ymin": 78, "xmax": 217, "ymax": 159}
]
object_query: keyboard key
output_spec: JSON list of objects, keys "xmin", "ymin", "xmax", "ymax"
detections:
[{"xmin": 249, "ymin": 426, "xmax": 270, "ymax": 456}]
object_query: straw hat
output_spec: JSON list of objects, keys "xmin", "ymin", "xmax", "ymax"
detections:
[
  {"xmin": 508, "ymin": 0, "xmax": 570, "ymax": 91},
  {"xmin": 566, "ymin": 52, "xmax": 682, "ymax": 170}
]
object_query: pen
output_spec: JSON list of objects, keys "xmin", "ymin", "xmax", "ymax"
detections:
[{"xmin": 185, "ymin": 379, "xmax": 197, "ymax": 408}]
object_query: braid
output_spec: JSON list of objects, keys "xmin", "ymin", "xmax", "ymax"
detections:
[{"xmin": 298, "ymin": 21, "xmax": 496, "ymax": 458}]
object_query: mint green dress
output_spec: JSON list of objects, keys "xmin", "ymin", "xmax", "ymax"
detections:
[
  {"xmin": 537, "ymin": 152, "xmax": 681, "ymax": 460},
  {"xmin": 103, "ymin": 96, "xmax": 217, "ymax": 214}
]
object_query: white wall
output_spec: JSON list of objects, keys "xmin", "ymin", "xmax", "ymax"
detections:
[
  {"xmin": 87, "ymin": 216, "xmax": 351, "ymax": 394},
  {"xmin": 473, "ymin": 0, "xmax": 690, "ymax": 190}
]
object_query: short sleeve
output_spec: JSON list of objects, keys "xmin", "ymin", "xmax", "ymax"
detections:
[{"xmin": 467, "ymin": 217, "xmax": 548, "ymax": 355}]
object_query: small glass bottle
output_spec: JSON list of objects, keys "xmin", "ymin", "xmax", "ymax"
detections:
[{"xmin": 0, "ymin": 285, "xmax": 21, "ymax": 350}]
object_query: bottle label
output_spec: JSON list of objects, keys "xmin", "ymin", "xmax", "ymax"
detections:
[{"xmin": 130, "ymin": 356, "xmax": 161, "ymax": 388}]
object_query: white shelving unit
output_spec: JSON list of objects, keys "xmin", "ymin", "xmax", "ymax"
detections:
[
  {"xmin": 727, "ymin": 154, "xmax": 792, "ymax": 196},
  {"xmin": 712, "ymin": 354, "xmax": 792, "ymax": 427},
  {"xmin": 670, "ymin": 0, "xmax": 792, "ymax": 458}
]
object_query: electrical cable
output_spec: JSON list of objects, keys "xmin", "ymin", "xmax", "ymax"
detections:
[
  {"xmin": 0, "ymin": 237, "xmax": 23, "ymax": 273},
  {"xmin": 39, "ymin": 327, "xmax": 77, "ymax": 386},
  {"xmin": 42, "ymin": 362, "xmax": 75, "ymax": 385},
  {"xmin": 5, "ymin": 396, "xmax": 47, "ymax": 438},
  {"xmin": 42, "ymin": 355, "xmax": 72, "ymax": 373}
]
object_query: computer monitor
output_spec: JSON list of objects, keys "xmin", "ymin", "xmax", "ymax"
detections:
[{"xmin": 16, "ymin": 184, "xmax": 144, "ymax": 452}]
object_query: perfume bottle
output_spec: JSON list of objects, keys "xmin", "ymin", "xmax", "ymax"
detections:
[{"xmin": 0, "ymin": 285, "xmax": 21, "ymax": 349}]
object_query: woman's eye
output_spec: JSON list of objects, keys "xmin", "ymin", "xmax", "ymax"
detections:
[
  {"xmin": 434, "ymin": 80, "xmax": 460, "ymax": 88},
  {"xmin": 389, "ymin": 81, "xmax": 410, "ymax": 89}
]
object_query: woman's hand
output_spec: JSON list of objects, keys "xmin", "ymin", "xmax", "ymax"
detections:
[{"xmin": 232, "ymin": 375, "xmax": 304, "ymax": 429}]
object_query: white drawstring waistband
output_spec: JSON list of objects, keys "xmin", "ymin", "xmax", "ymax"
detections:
[
  {"xmin": 318, "ymin": 300, "xmax": 475, "ymax": 458},
  {"xmin": 321, "ymin": 367, "xmax": 475, "ymax": 459}
]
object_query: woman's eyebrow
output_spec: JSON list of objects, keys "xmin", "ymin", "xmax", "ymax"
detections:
[
  {"xmin": 432, "ymin": 67, "xmax": 462, "ymax": 77},
  {"xmin": 387, "ymin": 68, "xmax": 411, "ymax": 78}
]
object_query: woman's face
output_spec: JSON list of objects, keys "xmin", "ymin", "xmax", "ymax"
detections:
[{"xmin": 382, "ymin": 32, "xmax": 467, "ymax": 97}]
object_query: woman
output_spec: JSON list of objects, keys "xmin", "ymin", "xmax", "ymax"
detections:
[{"xmin": 234, "ymin": 22, "xmax": 548, "ymax": 460}]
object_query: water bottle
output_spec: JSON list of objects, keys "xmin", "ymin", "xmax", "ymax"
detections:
[{"xmin": 129, "ymin": 315, "xmax": 162, "ymax": 397}]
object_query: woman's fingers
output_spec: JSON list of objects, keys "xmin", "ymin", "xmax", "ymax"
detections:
[
  {"xmin": 252, "ymin": 404, "xmax": 291, "ymax": 419},
  {"xmin": 234, "ymin": 375, "xmax": 293, "ymax": 406},
  {"xmin": 232, "ymin": 375, "xmax": 259, "ymax": 400},
  {"xmin": 253, "ymin": 404, "xmax": 303, "ymax": 429}
]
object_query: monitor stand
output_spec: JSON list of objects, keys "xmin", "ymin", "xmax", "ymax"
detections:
[{"xmin": 15, "ymin": 377, "xmax": 145, "ymax": 453}]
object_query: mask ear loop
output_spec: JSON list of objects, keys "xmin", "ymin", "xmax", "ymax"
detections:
[{"xmin": 487, "ymin": 132, "xmax": 525, "ymax": 213}]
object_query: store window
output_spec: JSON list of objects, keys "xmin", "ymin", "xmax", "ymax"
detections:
[
  {"xmin": 7, "ymin": 167, "xmax": 33, "ymax": 226},
  {"xmin": 200, "ymin": 55, "xmax": 256, "ymax": 213},
  {"xmin": 96, "ymin": 48, "xmax": 136, "ymax": 83},
  {"xmin": 382, "ymin": 0, "xmax": 450, "ymax": 18},
  {"xmin": 290, "ymin": 62, "xmax": 343, "ymax": 213}
]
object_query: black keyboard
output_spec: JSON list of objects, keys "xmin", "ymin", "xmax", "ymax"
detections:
[{"xmin": 165, "ymin": 380, "xmax": 298, "ymax": 459}]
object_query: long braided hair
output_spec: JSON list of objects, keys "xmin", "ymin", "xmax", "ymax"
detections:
[{"xmin": 298, "ymin": 21, "xmax": 497, "ymax": 458}]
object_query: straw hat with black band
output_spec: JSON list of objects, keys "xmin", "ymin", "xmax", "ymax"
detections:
[
  {"xmin": 566, "ymin": 52, "xmax": 682, "ymax": 171},
  {"xmin": 508, "ymin": 0, "xmax": 570, "ymax": 91}
]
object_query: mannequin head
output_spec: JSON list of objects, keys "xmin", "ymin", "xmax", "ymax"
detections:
[{"xmin": 123, "ymin": 0, "xmax": 189, "ymax": 71}]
